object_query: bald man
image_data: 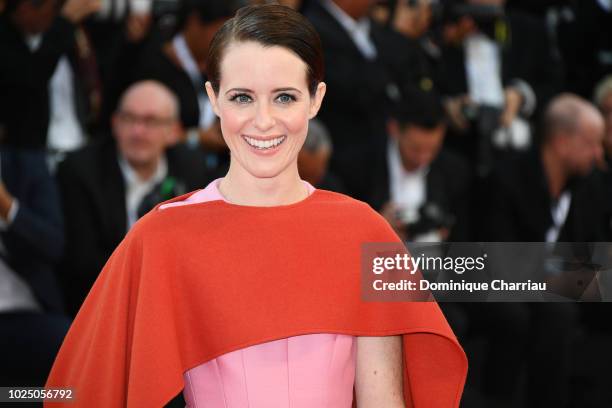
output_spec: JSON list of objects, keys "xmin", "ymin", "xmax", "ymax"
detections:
[
  {"xmin": 479, "ymin": 93, "xmax": 605, "ymax": 242},
  {"xmin": 465, "ymin": 94, "xmax": 606, "ymax": 408},
  {"xmin": 56, "ymin": 80, "xmax": 214, "ymax": 316}
]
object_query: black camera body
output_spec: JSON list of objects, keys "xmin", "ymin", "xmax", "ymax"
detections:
[{"xmin": 397, "ymin": 202, "xmax": 456, "ymax": 237}]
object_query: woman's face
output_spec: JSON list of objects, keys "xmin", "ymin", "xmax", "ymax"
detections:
[{"xmin": 206, "ymin": 41, "xmax": 325, "ymax": 179}]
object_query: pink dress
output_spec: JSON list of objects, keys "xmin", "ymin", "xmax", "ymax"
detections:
[{"xmin": 160, "ymin": 179, "xmax": 357, "ymax": 408}]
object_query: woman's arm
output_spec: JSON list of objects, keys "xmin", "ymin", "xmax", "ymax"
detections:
[{"xmin": 355, "ymin": 336, "xmax": 406, "ymax": 407}]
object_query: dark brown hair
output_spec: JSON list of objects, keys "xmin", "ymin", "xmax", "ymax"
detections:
[{"xmin": 206, "ymin": 4, "xmax": 324, "ymax": 95}]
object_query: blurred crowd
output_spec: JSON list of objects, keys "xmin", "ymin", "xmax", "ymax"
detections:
[{"xmin": 1, "ymin": 0, "xmax": 612, "ymax": 406}]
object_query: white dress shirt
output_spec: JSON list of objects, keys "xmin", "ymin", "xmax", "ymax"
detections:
[
  {"xmin": 545, "ymin": 191, "xmax": 572, "ymax": 243},
  {"xmin": 387, "ymin": 139, "xmax": 428, "ymax": 225},
  {"xmin": 47, "ymin": 57, "xmax": 86, "ymax": 154},
  {"xmin": 465, "ymin": 33, "xmax": 505, "ymax": 108},
  {"xmin": 464, "ymin": 33, "xmax": 534, "ymax": 149},
  {"xmin": 387, "ymin": 140, "xmax": 444, "ymax": 242},
  {"xmin": 118, "ymin": 155, "xmax": 168, "ymax": 229},
  {"xmin": 321, "ymin": 0, "xmax": 378, "ymax": 60}
]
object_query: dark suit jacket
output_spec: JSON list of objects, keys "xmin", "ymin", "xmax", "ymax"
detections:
[
  {"xmin": 595, "ymin": 157, "xmax": 612, "ymax": 241},
  {"xmin": 103, "ymin": 37, "xmax": 201, "ymax": 131},
  {"xmin": 372, "ymin": 25, "xmax": 440, "ymax": 97},
  {"xmin": 56, "ymin": 138, "xmax": 215, "ymax": 315},
  {"xmin": 564, "ymin": 0, "xmax": 612, "ymax": 98},
  {"xmin": 304, "ymin": 1, "xmax": 402, "ymax": 200},
  {"xmin": 0, "ymin": 149, "xmax": 66, "ymax": 313},
  {"xmin": 0, "ymin": 15, "xmax": 80, "ymax": 148},
  {"xmin": 368, "ymin": 147, "xmax": 472, "ymax": 242},
  {"xmin": 480, "ymin": 150, "xmax": 607, "ymax": 242}
]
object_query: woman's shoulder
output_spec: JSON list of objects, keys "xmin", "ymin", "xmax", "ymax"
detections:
[
  {"xmin": 311, "ymin": 189, "xmax": 377, "ymax": 215},
  {"xmin": 309, "ymin": 189, "xmax": 400, "ymax": 240},
  {"xmin": 127, "ymin": 188, "xmax": 400, "ymax": 244},
  {"xmin": 309, "ymin": 188, "xmax": 358, "ymax": 203}
]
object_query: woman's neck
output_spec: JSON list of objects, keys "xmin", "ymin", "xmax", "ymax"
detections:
[{"xmin": 218, "ymin": 163, "xmax": 309, "ymax": 207}]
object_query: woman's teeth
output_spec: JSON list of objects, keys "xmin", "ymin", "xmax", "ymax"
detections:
[{"xmin": 243, "ymin": 135, "xmax": 286, "ymax": 150}]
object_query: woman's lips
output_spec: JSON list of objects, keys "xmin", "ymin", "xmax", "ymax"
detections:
[{"xmin": 242, "ymin": 135, "xmax": 287, "ymax": 151}]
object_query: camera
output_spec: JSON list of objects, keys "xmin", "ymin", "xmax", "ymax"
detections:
[{"xmin": 397, "ymin": 202, "xmax": 456, "ymax": 238}]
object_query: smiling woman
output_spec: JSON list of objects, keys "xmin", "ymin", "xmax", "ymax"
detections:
[
  {"xmin": 203, "ymin": 4, "xmax": 326, "ymax": 206},
  {"xmin": 205, "ymin": 42, "xmax": 324, "ymax": 191},
  {"xmin": 44, "ymin": 4, "xmax": 467, "ymax": 408}
]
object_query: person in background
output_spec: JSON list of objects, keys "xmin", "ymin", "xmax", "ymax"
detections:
[
  {"xmin": 297, "ymin": 119, "xmax": 346, "ymax": 193},
  {"xmin": 482, "ymin": 94, "xmax": 605, "ymax": 242},
  {"xmin": 375, "ymin": 0, "xmax": 443, "ymax": 110},
  {"xmin": 104, "ymin": 0, "xmax": 245, "ymax": 171},
  {"xmin": 473, "ymin": 94, "xmax": 604, "ymax": 407},
  {"xmin": 0, "ymin": 0, "xmax": 100, "ymax": 156},
  {"xmin": 371, "ymin": 89, "xmax": 471, "ymax": 242},
  {"xmin": 438, "ymin": 0, "xmax": 561, "ymax": 175},
  {"xmin": 57, "ymin": 80, "xmax": 213, "ymax": 316},
  {"xmin": 303, "ymin": 0, "xmax": 401, "ymax": 201},
  {"xmin": 387, "ymin": 0, "xmax": 433, "ymax": 40},
  {"xmin": 0, "ymin": 147, "xmax": 70, "ymax": 387},
  {"xmin": 84, "ymin": 0, "xmax": 154, "ymax": 86}
]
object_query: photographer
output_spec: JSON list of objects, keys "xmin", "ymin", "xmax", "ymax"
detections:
[
  {"xmin": 370, "ymin": 89, "xmax": 471, "ymax": 242},
  {"xmin": 0, "ymin": 0, "xmax": 100, "ymax": 151},
  {"xmin": 436, "ymin": 0, "xmax": 561, "ymax": 175}
]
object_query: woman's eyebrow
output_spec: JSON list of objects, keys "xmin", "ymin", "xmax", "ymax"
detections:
[
  {"xmin": 224, "ymin": 87, "xmax": 303, "ymax": 95},
  {"xmin": 273, "ymin": 87, "xmax": 302, "ymax": 94},
  {"xmin": 225, "ymin": 88, "xmax": 253, "ymax": 95}
]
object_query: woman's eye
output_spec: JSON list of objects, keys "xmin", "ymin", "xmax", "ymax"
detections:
[
  {"xmin": 276, "ymin": 93, "xmax": 296, "ymax": 104},
  {"xmin": 230, "ymin": 94, "xmax": 252, "ymax": 104}
]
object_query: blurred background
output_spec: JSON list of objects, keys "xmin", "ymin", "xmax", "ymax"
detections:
[{"xmin": 1, "ymin": 0, "xmax": 612, "ymax": 406}]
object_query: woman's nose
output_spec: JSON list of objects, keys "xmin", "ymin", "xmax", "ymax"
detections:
[{"xmin": 253, "ymin": 102, "xmax": 275, "ymax": 131}]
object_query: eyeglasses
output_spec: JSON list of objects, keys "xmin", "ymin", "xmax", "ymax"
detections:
[{"xmin": 116, "ymin": 111, "xmax": 176, "ymax": 128}]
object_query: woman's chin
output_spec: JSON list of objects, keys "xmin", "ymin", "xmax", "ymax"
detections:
[
  {"xmin": 246, "ymin": 167, "xmax": 285, "ymax": 179},
  {"xmin": 233, "ymin": 159, "xmax": 283, "ymax": 179},
  {"xmin": 231, "ymin": 150, "xmax": 297, "ymax": 180}
]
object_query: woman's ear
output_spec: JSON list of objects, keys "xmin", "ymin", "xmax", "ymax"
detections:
[
  {"xmin": 308, "ymin": 82, "xmax": 327, "ymax": 120},
  {"xmin": 205, "ymin": 81, "xmax": 220, "ymax": 116}
]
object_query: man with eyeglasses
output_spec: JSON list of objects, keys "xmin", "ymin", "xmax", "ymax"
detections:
[{"xmin": 56, "ymin": 80, "xmax": 214, "ymax": 316}]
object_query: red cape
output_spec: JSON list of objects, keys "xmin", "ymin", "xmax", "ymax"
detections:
[{"xmin": 46, "ymin": 190, "xmax": 467, "ymax": 407}]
